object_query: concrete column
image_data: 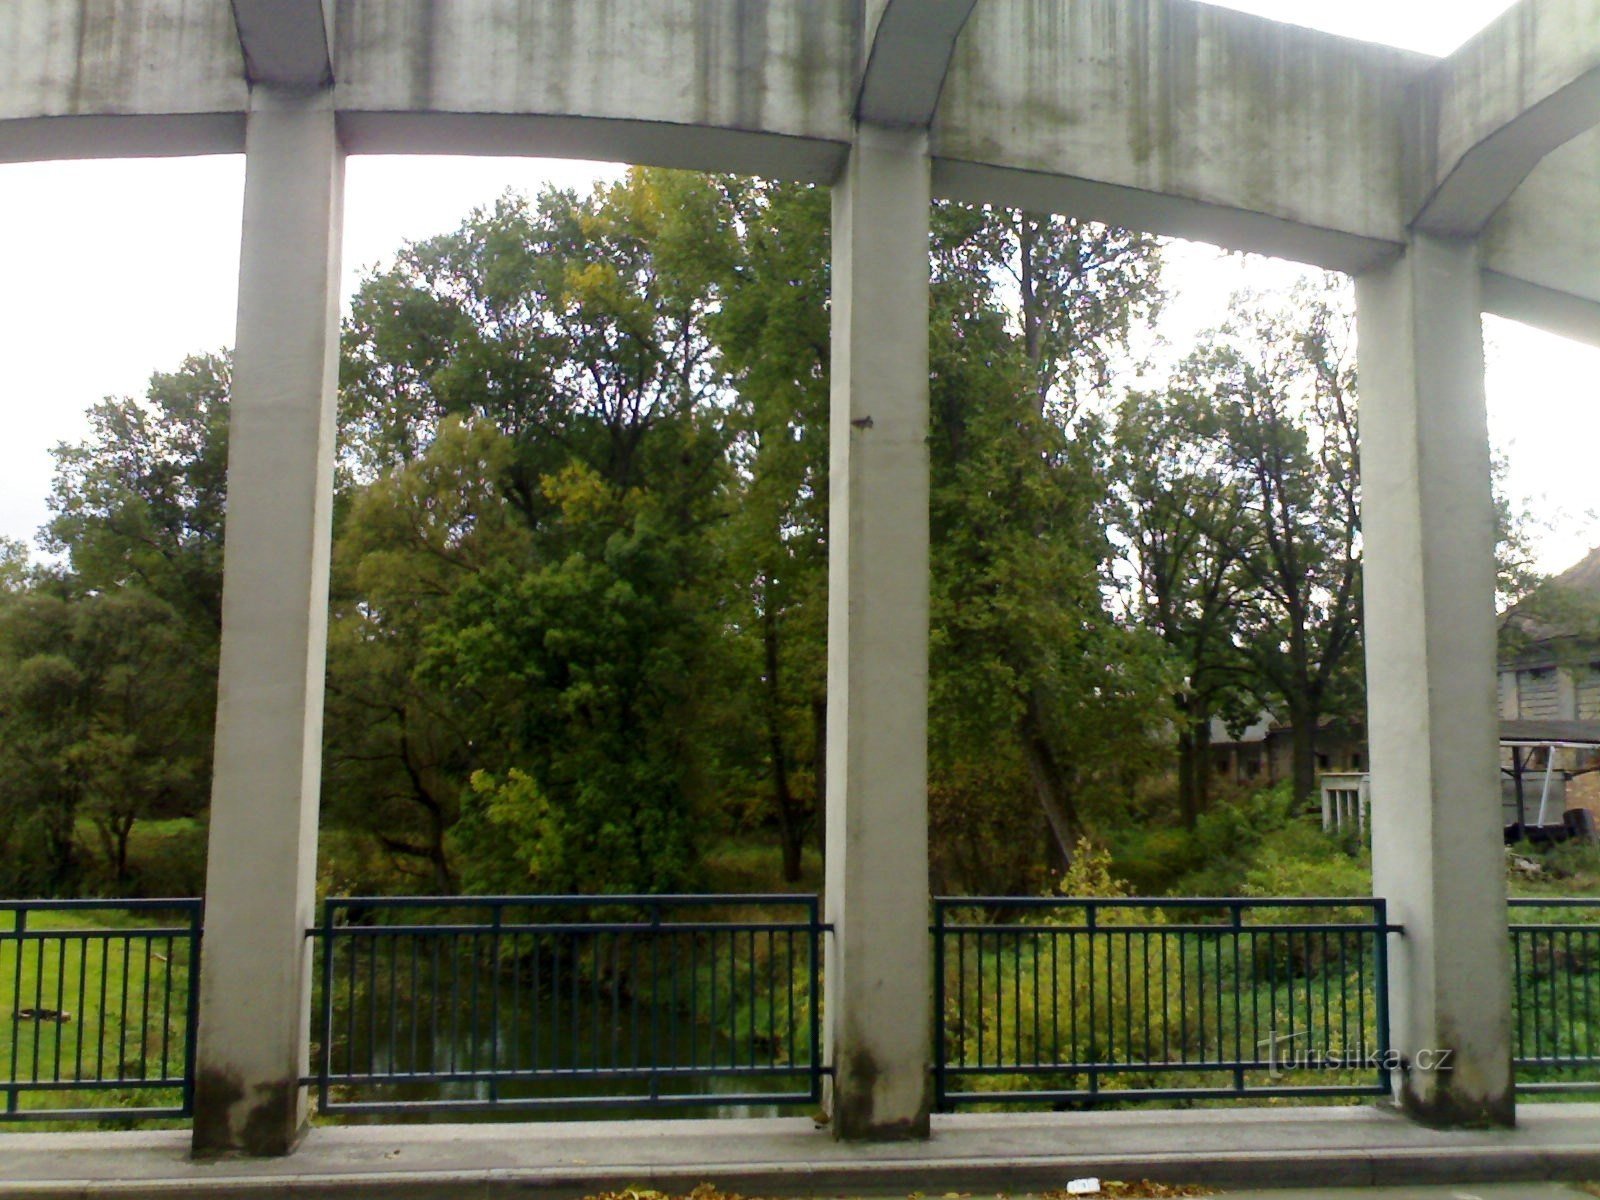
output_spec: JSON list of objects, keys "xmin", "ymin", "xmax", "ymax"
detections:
[
  {"xmin": 1356, "ymin": 232, "xmax": 1514, "ymax": 1128},
  {"xmin": 192, "ymin": 85, "xmax": 344, "ymax": 1157},
  {"xmin": 824, "ymin": 124, "xmax": 933, "ymax": 1141}
]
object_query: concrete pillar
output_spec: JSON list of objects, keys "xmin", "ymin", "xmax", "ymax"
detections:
[
  {"xmin": 192, "ymin": 85, "xmax": 344, "ymax": 1157},
  {"xmin": 824, "ymin": 124, "xmax": 933, "ymax": 1141},
  {"xmin": 1356, "ymin": 232, "xmax": 1514, "ymax": 1128}
]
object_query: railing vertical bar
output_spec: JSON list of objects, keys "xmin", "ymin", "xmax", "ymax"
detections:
[
  {"xmin": 8, "ymin": 909, "xmax": 25, "ymax": 1109},
  {"xmin": 932, "ymin": 900, "xmax": 945, "ymax": 1110},
  {"xmin": 1086, "ymin": 906, "xmax": 1098, "ymax": 1097},
  {"xmin": 1231, "ymin": 904, "xmax": 1244, "ymax": 1093},
  {"xmin": 78, "ymin": 934, "xmax": 93, "ymax": 1085},
  {"xmin": 1374, "ymin": 899, "xmax": 1392, "ymax": 1095},
  {"xmin": 183, "ymin": 904, "xmax": 202, "ymax": 1115}
]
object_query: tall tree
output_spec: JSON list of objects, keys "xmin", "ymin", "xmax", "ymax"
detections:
[
  {"xmin": 710, "ymin": 181, "xmax": 832, "ymax": 882},
  {"xmin": 1168, "ymin": 281, "xmax": 1364, "ymax": 804},
  {"xmin": 926, "ymin": 205, "xmax": 1171, "ymax": 885},
  {"xmin": 1110, "ymin": 388, "xmax": 1252, "ymax": 826}
]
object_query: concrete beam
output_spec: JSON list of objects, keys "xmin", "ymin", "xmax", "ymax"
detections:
[
  {"xmin": 334, "ymin": 0, "xmax": 854, "ymax": 178},
  {"xmin": 933, "ymin": 0, "xmax": 1422, "ymax": 273},
  {"xmin": 0, "ymin": 0, "xmax": 246, "ymax": 160},
  {"xmin": 1412, "ymin": 0, "xmax": 1600, "ymax": 235},
  {"xmin": 192, "ymin": 84, "xmax": 343, "ymax": 1158},
  {"xmin": 1357, "ymin": 233, "xmax": 1515, "ymax": 1129},
  {"xmin": 1482, "ymin": 125, "xmax": 1600, "ymax": 344},
  {"xmin": 4, "ymin": 0, "xmax": 1597, "ymax": 334},
  {"xmin": 230, "ymin": 0, "xmax": 334, "ymax": 87},
  {"xmin": 856, "ymin": 0, "xmax": 977, "ymax": 127}
]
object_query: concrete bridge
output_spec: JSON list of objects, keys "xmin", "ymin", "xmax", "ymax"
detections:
[{"xmin": 3, "ymin": 0, "xmax": 1598, "ymax": 1157}]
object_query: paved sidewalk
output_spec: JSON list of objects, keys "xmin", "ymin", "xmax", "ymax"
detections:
[{"xmin": 0, "ymin": 1105, "xmax": 1597, "ymax": 1199}]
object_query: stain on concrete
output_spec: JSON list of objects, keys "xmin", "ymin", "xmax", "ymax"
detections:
[
  {"xmin": 191, "ymin": 1068, "xmax": 303, "ymax": 1157},
  {"xmin": 832, "ymin": 1047, "xmax": 931, "ymax": 1141}
]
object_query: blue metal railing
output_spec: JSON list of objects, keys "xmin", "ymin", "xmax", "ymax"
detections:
[
  {"xmin": 1510, "ymin": 897, "xmax": 1600, "ymax": 1093},
  {"xmin": 307, "ymin": 894, "xmax": 827, "ymax": 1115},
  {"xmin": 932, "ymin": 896, "xmax": 1398, "ymax": 1108},
  {"xmin": 0, "ymin": 898, "xmax": 201, "ymax": 1121}
]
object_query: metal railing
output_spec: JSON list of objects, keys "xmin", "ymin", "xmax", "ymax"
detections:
[
  {"xmin": 0, "ymin": 899, "xmax": 201, "ymax": 1121},
  {"xmin": 1510, "ymin": 897, "xmax": 1600, "ymax": 1093},
  {"xmin": 933, "ymin": 896, "xmax": 1397, "ymax": 1107},
  {"xmin": 308, "ymin": 894, "xmax": 825, "ymax": 1115}
]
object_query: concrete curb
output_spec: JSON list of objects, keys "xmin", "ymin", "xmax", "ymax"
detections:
[{"xmin": 6, "ymin": 1144, "xmax": 1600, "ymax": 1200}]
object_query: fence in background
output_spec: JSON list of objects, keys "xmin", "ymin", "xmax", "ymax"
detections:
[
  {"xmin": 307, "ymin": 894, "xmax": 826, "ymax": 1116},
  {"xmin": 1510, "ymin": 897, "xmax": 1600, "ymax": 1093},
  {"xmin": 933, "ymin": 896, "xmax": 1397, "ymax": 1108},
  {"xmin": 0, "ymin": 898, "xmax": 201, "ymax": 1121}
]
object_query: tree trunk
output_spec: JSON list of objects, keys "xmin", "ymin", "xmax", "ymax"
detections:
[
  {"xmin": 1288, "ymin": 698, "xmax": 1319, "ymax": 806},
  {"xmin": 761, "ymin": 605, "xmax": 804, "ymax": 883},
  {"xmin": 1019, "ymin": 690, "xmax": 1081, "ymax": 867}
]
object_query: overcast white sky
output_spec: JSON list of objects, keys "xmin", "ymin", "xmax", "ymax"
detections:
[{"xmin": 0, "ymin": 0, "xmax": 1594, "ymax": 573}]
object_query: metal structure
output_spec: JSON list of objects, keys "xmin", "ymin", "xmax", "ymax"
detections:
[
  {"xmin": 9, "ymin": 892, "xmax": 1600, "ymax": 1120},
  {"xmin": 0, "ymin": 899, "xmax": 201, "ymax": 1121},
  {"xmin": 1510, "ymin": 897, "xmax": 1600, "ymax": 1093},
  {"xmin": 932, "ymin": 897, "xmax": 1397, "ymax": 1108},
  {"xmin": 307, "ymin": 895, "xmax": 826, "ymax": 1116}
]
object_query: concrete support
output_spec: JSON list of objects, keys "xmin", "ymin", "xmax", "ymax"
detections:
[
  {"xmin": 191, "ymin": 84, "xmax": 344, "ymax": 1157},
  {"xmin": 1356, "ymin": 232, "xmax": 1514, "ymax": 1128},
  {"xmin": 824, "ymin": 124, "xmax": 933, "ymax": 1141}
]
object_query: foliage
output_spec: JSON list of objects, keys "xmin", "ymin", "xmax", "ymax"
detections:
[
  {"xmin": 927, "ymin": 205, "xmax": 1173, "ymax": 882},
  {"xmin": 0, "ymin": 590, "xmax": 207, "ymax": 894},
  {"xmin": 1112, "ymin": 279, "xmax": 1363, "ymax": 809}
]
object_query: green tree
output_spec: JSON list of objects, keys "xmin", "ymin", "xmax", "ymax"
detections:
[
  {"xmin": 335, "ymin": 169, "xmax": 741, "ymax": 894},
  {"xmin": 0, "ymin": 590, "xmax": 205, "ymax": 893},
  {"xmin": 926, "ymin": 206, "xmax": 1171, "ymax": 888},
  {"xmin": 1166, "ymin": 281, "xmax": 1364, "ymax": 804},
  {"xmin": 44, "ymin": 354, "xmax": 231, "ymax": 638},
  {"xmin": 710, "ymin": 181, "xmax": 832, "ymax": 881},
  {"xmin": 1110, "ymin": 388, "xmax": 1252, "ymax": 827}
]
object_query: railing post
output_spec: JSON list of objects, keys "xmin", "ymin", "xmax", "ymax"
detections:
[
  {"xmin": 183, "ymin": 903, "xmax": 204, "ymax": 1119},
  {"xmin": 931, "ymin": 900, "xmax": 946, "ymax": 1112},
  {"xmin": 1374, "ymin": 898, "xmax": 1393, "ymax": 1095},
  {"xmin": 649, "ymin": 899, "xmax": 662, "ymax": 1104},
  {"xmin": 7, "ymin": 907, "xmax": 23, "ymax": 1116},
  {"xmin": 317, "ymin": 901, "xmax": 334, "ymax": 1118},
  {"xmin": 488, "ymin": 904, "xmax": 503, "ymax": 1105}
]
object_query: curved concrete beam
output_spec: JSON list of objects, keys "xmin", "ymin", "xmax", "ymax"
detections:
[
  {"xmin": 230, "ymin": 0, "xmax": 334, "ymax": 88},
  {"xmin": 1482, "ymin": 125, "xmax": 1600, "ymax": 345},
  {"xmin": 1412, "ymin": 0, "xmax": 1600, "ymax": 236},
  {"xmin": 856, "ymin": 0, "xmax": 978, "ymax": 128},
  {"xmin": 1, "ymin": 0, "xmax": 1597, "ymax": 343}
]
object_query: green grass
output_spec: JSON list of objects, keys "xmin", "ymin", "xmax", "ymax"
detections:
[{"xmin": 0, "ymin": 906, "xmax": 196, "ymax": 1123}]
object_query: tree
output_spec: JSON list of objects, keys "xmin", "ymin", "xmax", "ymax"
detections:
[
  {"xmin": 1160, "ymin": 281, "xmax": 1364, "ymax": 804},
  {"xmin": 1110, "ymin": 388, "xmax": 1252, "ymax": 827},
  {"xmin": 0, "ymin": 590, "xmax": 205, "ymax": 893},
  {"xmin": 710, "ymin": 180, "xmax": 832, "ymax": 881},
  {"xmin": 335, "ymin": 169, "xmax": 742, "ymax": 894},
  {"xmin": 44, "ymin": 354, "xmax": 231, "ymax": 638},
  {"xmin": 925, "ymin": 205, "xmax": 1172, "ymax": 886}
]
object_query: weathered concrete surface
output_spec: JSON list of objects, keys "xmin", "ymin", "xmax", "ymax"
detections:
[
  {"xmin": 2, "ymin": 1107, "xmax": 1600, "ymax": 1197},
  {"xmin": 855, "ymin": 0, "xmax": 976, "ymax": 128},
  {"xmin": 824, "ymin": 123, "xmax": 934, "ymax": 1142},
  {"xmin": 1356, "ymin": 235, "xmax": 1515, "ymax": 1129},
  {"xmin": 231, "ymin": 0, "xmax": 334, "ymax": 87},
  {"xmin": 0, "ymin": 0, "xmax": 245, "ymax": 160},
  {"xmin": 333, "ymin": 0, "xmax": 855, "ymax": 179},
  {"xmin": 935, "ymin": 0, "xmax": 1422, "ymax": 272},
  {"xmin": 1412, "ymin": 0, "xmax": 1600, "ymax": 235},
  {"xmin": 1484, "ymin": 125, "xmax": 1600, "ymax": 345},
  {"xmin": 191, "ymin": 83, "xmax": 344, "ymax": 1158},
  {"xmin": 2, "ymin": 0, "xmax": 1597, "ymax": 337}
]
